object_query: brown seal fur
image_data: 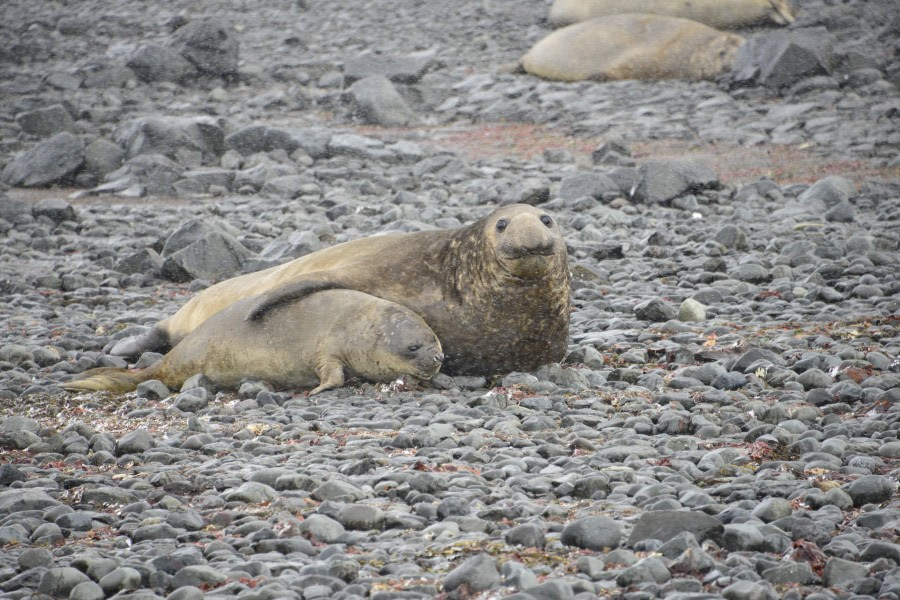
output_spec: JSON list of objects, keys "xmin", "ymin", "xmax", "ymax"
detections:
[
  {"xmin": 67, "ymin": 289, "xmax": 443, "ymax": 395},
  {"xmin": 548, "ymin": 0, "xmax": 795, "ymax": 29},
  {"xmin": 110, "ymin": 204, "xmax": 571, "ymax": 376},
  {"xmin": 522, "ymin": 14, "xmax": 745, "ymax": 82}
]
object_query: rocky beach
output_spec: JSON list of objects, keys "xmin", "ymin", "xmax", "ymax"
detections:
[{"xmin": 0, "ymin": 0, "xmax": 898, "ymax": 599}]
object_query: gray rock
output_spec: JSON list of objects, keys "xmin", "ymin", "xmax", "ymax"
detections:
[
  {"xmin": 221, "ymin": 481, "xmax": 279, "ymax": 503},
  {"xmin": 560, "ymin": 515, "xmax": 621, "ymax": 550},
  {"xmin": 336, "ymin": 504, "xmax": 385, "ymax": 530},
  {"xmin": 15, "ymin": 104, "xmax": 74, "ymax": 137},
  {"xmin": 127, "ymin": 44, "xmax": 197, "ymax": 83},
  {"xmin": 523, "ymin": 579, "xmax": 575, "ymax": 600},
  {"xmin": 633, "ymin": 161, "xmax": 718, "ymax": 204},
  {"xmin": 313, "ymin": 479, "xmax": 369, "ymax": 502},
  {"xmin": 170, "ymin": 18, "xmax": 239, "ymax": 78},
  {"xmin": 116, "ymin": 249, "xmax": 164, "ymax": 275},
  {"xmin": 731, "ymin": 28, "xmax": 836, "ymax": 88},
  {"xmin": 171, "ymin": 566, "xmax": 229, "ymax": 590},
  {"xmin": 83, "ymin": 138, "xmax": 125, "ymax": 179},
  {"xmin": 843, "ymin": 475, "xmax": 897, "ymax": 506},
  {"xmin": 751, "ymin": 497, "xmax": 793, "ymax": 522},
  {"xmin": 616, "ymin": 556, "xmax": 670, "ymax": 586},
  {"xmin": 113, "ymin": 116, "xmax": 224, "ymax": 164},
  {"xmin": 823, "ymin": 556, "xmax": 869, "ymax": 588},
  {"xmin": 443, "ymin": 553, "xmax": 500, "ymax": 593},
  {"xmin": 345, "ymin": 75, "xmax": 418, "ymax": 126},
  {"xmin": 69, "ymin": 581, "xmax": 105, "ymax": 600},
  {"xmin": 634, "ymin": 298, "xmax": 676, "ymax": 322},
  {"xmin": 799, "ymin": 176, "xmax": 857, "ymax": 207},
  {"xmin": 116, "ymin": 428, "xmax": 153, "ymax": 455},
  {"xmin": 722, "ymin": 580, "xmax": 771, "ymax": 600},
  {"xmin": 628, "ymin": 511, "xmax": 723, "ymax": 545},
  {"xmin": 98, "ymin": 567, "xmax": 142, "ymax": 595},
  {"xmin": 343, "ymin": 52, "xmax": 432, "ymax": 85},
  {"xmin": 504, "ymin": 523, "xmax": 546, "ymax": 548},
  {"xmin": 714, "ymin": 224, "xmax": 750, "ymax": 250},
  {"xmin": 37, "ymin": 567, "xmax": 90, "ymax": 597},
  {"xmin": 761, "ymin": 561, "xmax": 818, "ymax": 585},
  {"xmin": 678, "ymin": 298, "xmax": 706, "ymax": 322},
  {"xmin": 160, "ymin": 230, "xmax": 254, "ymax": 283},
  {"xmin": 558, "ymin": 172, "xmax": 620, "ymax": 202},
  {"xmin": 298, "ymin": 514, "xmax": 346, "ymax": 543},
  {"xmin": 1, "ymin": 132, "xmax": 85, "ymax": 187},
  {"xmin": 33, "ymin": 198, "xmax": 77, "ymax": 223}
]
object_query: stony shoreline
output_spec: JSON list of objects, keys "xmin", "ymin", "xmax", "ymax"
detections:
[{"xmin": 1, "ymin": 0, "xmax": 898, "ymax": 599}]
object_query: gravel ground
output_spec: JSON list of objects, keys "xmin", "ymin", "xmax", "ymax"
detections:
[{"xmin": 0, "ymin": 1, "xmax": 898, "ymax": 599}]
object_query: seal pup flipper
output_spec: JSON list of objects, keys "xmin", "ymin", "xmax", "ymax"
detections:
[
  {"xmin": 245, "ymin": 279, "xmax": 347, "ymax": 322},
  {"xmin": 109, "ymin": 326, "xmax": 171, "ymax": 359},
  {"xmin": 309, "ymin": 354, "xmax": 346, "ymax": 396},
  {"xmin": 62, "ymin": 367, "xmax": 148, "ymax": 393}
]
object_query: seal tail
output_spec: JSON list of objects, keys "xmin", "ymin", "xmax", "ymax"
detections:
[{"xmin": 62, "ymin": 367, "xmax": 151, "ymax": 393}]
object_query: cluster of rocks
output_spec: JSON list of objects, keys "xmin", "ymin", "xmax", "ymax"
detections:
[{"xmin": 0, "ymin": 0, "xmax": 898, "ymax": 599}]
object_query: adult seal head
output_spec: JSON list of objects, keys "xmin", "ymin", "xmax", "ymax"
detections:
[
  {"xmin": 67, "ymin": 289, "xmax": 444, "ymax": 395},
  {"xmin": 110, "ymin": 204, "xmax": 571, "ymax": 377}
]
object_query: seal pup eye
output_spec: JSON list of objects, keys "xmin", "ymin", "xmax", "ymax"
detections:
[
  {"xmin": 407, "ymin": 344, "xmax": 421, "ymax": 353},
  {"xmin": 495, "ymin": 219, "xmax": 508, "ymax": 232},
  {"xmin": 540, "ymin": 214, "xmax": 552, "ymax": 227}
]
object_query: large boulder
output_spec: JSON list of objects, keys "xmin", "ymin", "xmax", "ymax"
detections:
[
  {"xmin": 126, "ymin": 44, "xmax": 198, "ymax": 83},
  {"xmin": 1, "ymin": 132, "xmax": 84, "ymax": 187},
  {"xmin": 344, "ymin": 75, "xmax": 419, "ymax": 126},
  {"xmin": 112, "ymin": 116, "xmax": 225, "ymax": 165},
  {"xmin": 169, "ymin": 18, "xmax": 239, "ymax": 79},
  {"xmin": 730, "ymin": 27, "xmax": 836, "ymax": 89}
]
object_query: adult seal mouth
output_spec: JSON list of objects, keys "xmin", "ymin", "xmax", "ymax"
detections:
[{"xmin": 109, "ymin": 204, "xmax": 571, "ymax": 377}]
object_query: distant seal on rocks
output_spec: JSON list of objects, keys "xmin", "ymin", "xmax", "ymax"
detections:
[
  {"xmin": 110, "ymin": 204, "xmax": 571, "ymax": 376},
  {"xmin": 522, "ymin": 14, "xmax": 746, "ymax": 82},
  {"xmin": 66, "ymin": 288, "xmax": 444, "ymax": 395},
  {"xmin": 548, "ymin": 0, "xmax": 795, "ymax": 29}
]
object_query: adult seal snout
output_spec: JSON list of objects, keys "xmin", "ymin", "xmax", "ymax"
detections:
[
  {"xmin": 67, "ymin": 289, "xmax": 443, "ymax": 395},
  {"xmin": 110, "ymin": 204, "xmax": 571, "ymax": 376}
]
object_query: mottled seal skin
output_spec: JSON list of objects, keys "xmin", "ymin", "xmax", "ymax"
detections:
[
  {"xmin": 111, "ymin": 204, "xmax": 571, "ymax": 376},
  {"xmin": 522, "ymin": 14, "xmax": 746, "ymax": 82},
  {"xmin": 67, "ymin": 289, "xmax": 443, "ymax": 395},
  {"xmin": 548, "ymin": 0, "xmax": 795, "ymax": 29}
]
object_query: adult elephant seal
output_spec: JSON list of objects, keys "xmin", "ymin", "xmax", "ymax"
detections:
[
  {"xmin": 110, "ymin": 204, "xmax": 571, "ymax": 376},
  {"xmin": 66, "ymin": 289, "xmax": 444, "ymax": 395},
  {"xmin": 522, "ymin": 14, "xmax": 745, "ymax": 82},
  {"xmin": 548, "ymin": 0, "xmax": 795, "ymax": 29}
]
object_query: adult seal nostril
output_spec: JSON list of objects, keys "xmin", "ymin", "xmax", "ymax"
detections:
[{"xmin": 109, "ymin": 204, "xmax": 571, "ymax": 377}]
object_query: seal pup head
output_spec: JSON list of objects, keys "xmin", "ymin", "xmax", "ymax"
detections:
[
  {"xmin": 481, "ymin": 204, "xmax": 567, "ymax": 280},
  {"xmin": 377, "ymin": 307, "xmax": 444, "ymax": 380}
]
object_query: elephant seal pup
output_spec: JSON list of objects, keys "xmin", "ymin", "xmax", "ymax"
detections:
[
  {"xmin": 548, "ymin": 0, "xmax": 795, "ymax": 29},
  {"xmin": 110, "ymin": 204, "xmax": 571, "ymax": 376},
  {"xmin": 67, "ymin": 289, "xmax": 443, "ymax": 395},
  {"xmin": 522, "ymin": 14, "xmax": 745, "ymax": 82}
]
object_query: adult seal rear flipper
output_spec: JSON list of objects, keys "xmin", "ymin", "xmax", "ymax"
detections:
[
  {"xmin": 109, "ymin": 326, "xmax": 171, "ymax": 359},
  {"xmin": 245, "ymin": 279, "xmax": 347, "ymax": 322}
]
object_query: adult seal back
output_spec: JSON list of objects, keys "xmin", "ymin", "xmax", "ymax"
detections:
[
  {"xmin": 111, "ymin": 204, "xmax": 571, "ymax": 376},
  {"xmin": 67, "ymin": 289, "xmax": 444, "ymax": 395},
  {"xmin": 522, "ymin": 14, "xmax": 745, "ymax": 82},
  {"xmin": 548, "ymin": 0, "xmax": 796, "ymax": 29}
]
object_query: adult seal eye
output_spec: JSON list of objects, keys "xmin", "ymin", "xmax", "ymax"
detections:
[
  {"xmin": 407, "ymin": 344, "xmax": 420, "ymax": 353},
  {"xmin": 540, "ymin": 215, "xmax": 552, "ymax": 227},
  {"xmin": 496, "ymin": 219, "xmax": 508, "ymax": 232}
]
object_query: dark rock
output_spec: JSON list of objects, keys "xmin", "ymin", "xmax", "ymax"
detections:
[
  {"xmin": 731, "ymin": 28, "xmax": 836, "ymax": 89},
  {"xmin": 15, "ymin": 104, "xmax": 74, "ymax": 137},
  {"xmin": 634, "ymin": 298, "xmax": 677, "ymax": 322},
  {"xmin": 160, "ymin": 230, "xmax": 254, "ymax": 282},
  {"xmin": 633, "ymin": 161, "xmax": 719, "ymax": 204},
  {"xmin": 33, "ymin": 198, "xmax": 77, "ymax": 223},
  {"xmin": 83, "ymin": 139, "xmax": 126, "ymax": 179},
  {"xmin": 113, "ymin": 116, "xmax": 224, "ymax": 164},
  {"xmin": 443, "ymin": 553, "xmax": 500, "ymax": 593},
  {"xmin": 1, "ymin": 132, "xmax": 85, "ymax": 187},
  {"xmin": 560, "ymin": 515, "xmax": 621, "ymax": 550},
  {"xmin": 628, "ymin": 511, "xmax": 724, "ymax": 546},
  {"xmin": 170, "ymin": 18, "xmax": 239, "ymax": 79},
  {"xmin": 843, "ymin": 475, "xmax": 897, "ymax": 507},
  {"xmin": 126, "ymin": 44, "xmax": 197, "ymax": 83}
]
